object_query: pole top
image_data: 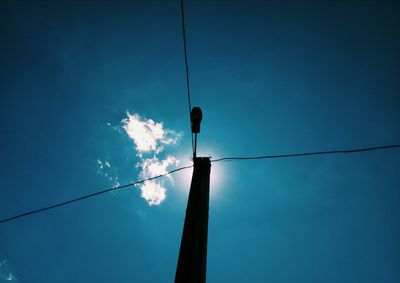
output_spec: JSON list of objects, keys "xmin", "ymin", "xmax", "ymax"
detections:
[{"xmin": 193, "ymin": 156, "xmax": 211, "ymax": 165}]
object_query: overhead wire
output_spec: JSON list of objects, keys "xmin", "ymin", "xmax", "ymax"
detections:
[
  {"xmin": 0, "ymin": 143, "xmax": 399, "ymax": 224},
  {"xmin": 211, "ymin": 144, "xmax": 400, "ymax": 162},
  {"xmin": 0, "ymin": 165, "xmax": 193, "ymax": 224},
  {"xmin": 180, "ymin": 0, "xmax": 195, "ymax": 157}
]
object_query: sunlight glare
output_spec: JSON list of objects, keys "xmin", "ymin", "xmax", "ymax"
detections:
[{"xmin": 174, "ymin": 151, "xmax": 224, "ymax": 199}]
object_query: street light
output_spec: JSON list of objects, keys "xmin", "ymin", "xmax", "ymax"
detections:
[
  {"xmin": 190, "ymin": 107, "xmax": 202, "ymax": 134},
  {"xmin": 190, "ymin": 107, "xmax": 203, "ymax": 158}
]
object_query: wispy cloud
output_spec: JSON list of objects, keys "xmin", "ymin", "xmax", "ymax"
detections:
[
  {"xmin": 2, "ymin": 273, "xmax": 17, "ymax": 281},
  {"xmin": 0, "ymin": 259, "xmax": 17, "ymax": 282},
  {"xmin": 97, "ymin": 159, "xmax": 120, "ymax": 189}
]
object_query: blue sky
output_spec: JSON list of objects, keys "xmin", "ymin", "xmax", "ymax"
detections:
[{"xmin": 0, "ymin": 0, "xmax": 399, "ymax": 282}]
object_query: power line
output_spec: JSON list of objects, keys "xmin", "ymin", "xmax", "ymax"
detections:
[
  {"xmin": 211, "ymin": 144, "xmax": 400, "ymax": 162},
  {"xmin": 1, "ymin": 143, "xmax": 399, "ymax": 225},
  {"xmin": 0, "ymin": 165, "xmax": 193, "ymax": 224},
  {"xmin": 180, "ymin": 0, "xmax": 195, "ymax": 156},
  {"xmin": 180, "ymin": 0, "xmax": 192, "ymax": 113}
]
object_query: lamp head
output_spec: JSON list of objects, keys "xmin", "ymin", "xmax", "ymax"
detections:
[{"xmin": 190, "ymin": 107, "xmax": 203, "ymax": 134}]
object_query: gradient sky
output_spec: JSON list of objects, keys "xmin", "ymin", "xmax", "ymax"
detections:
[{"xmin": 1, "ymin": 1, "xmax": 399, "ymax": 282}]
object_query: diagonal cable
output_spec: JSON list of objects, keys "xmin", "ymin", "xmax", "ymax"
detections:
[
  {"xmin": 1, "ymin": 143, "xmax": 399, "ymax": 225},
  {"xmin": 0, "ymin": 165, "xmax": 193, "ymax": 224}
]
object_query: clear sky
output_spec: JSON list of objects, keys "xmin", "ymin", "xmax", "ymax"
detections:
[{"xmin": 0, "ymin": 0, "xmax": 399, "ymax": 282}]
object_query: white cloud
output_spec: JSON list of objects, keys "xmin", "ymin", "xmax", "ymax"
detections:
[
  {"xmin": 97, "ymin": 113, "xmax": 180, "ymax": 205},
  {"xmin": 137, "ymin": 156, "xmax": 178, "ymax": 205},
  {"xmin": 139, "ymin": 181, "xmax": 166, "ymax": 206},
  {"xmin": 139, "ymin": 156, "xmax": 178, "ymax": 179},
  {"xmin": 121, "ymin": 113, "xmax": 181, "ymax": 206},
  {"xmin": 122, "ymin": 113, "xmax": 178, "ymax": 156}
]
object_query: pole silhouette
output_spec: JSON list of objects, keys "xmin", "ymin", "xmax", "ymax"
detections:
[{"xmin": 175, "ymin": 157, "xmax": 211, "ymax": 283}]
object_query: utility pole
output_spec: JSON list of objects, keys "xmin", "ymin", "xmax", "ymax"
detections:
[
  {"xmin": 175, "ymin": 107, "xmax": 211, "ymax": 283},
  {"xmin": 175, "ymin": 157, "xmax": 211, "ymax": 283}
]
